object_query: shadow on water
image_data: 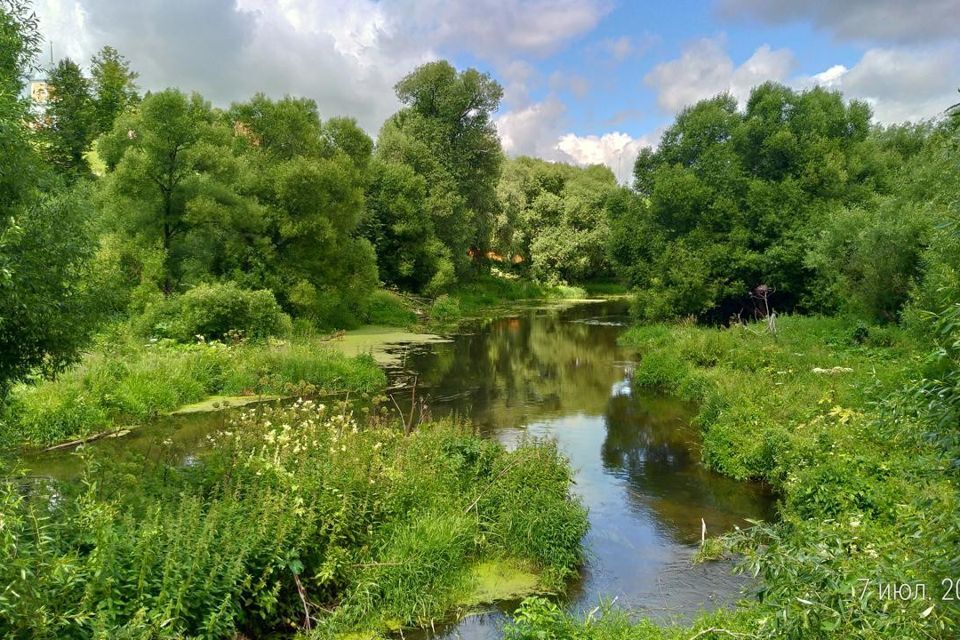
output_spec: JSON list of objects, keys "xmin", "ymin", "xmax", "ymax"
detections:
[{"xmin": 21, "ymin": 300, "xmax": 776, "ymax": 638}]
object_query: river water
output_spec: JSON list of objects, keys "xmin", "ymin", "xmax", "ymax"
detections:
[
  {"xmin": 24, "ymin": 299, "xmax": 775, "ymax": 636},
  {"xmin": 388, "ymin": 299, "xmax": 774, "ymax": 637}
]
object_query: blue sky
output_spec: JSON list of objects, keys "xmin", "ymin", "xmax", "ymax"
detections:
[{"xmin": 36, "ymin": 0, "xmax": 960, "ymax": 181}]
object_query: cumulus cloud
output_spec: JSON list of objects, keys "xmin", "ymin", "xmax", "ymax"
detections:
[
  {"xmin": 644, "ymin": 38, "xmax": 794, "ymax": 113},
  {"xmin": 496, "ymin": 97, "xmax": 656, "ymax": 183},
  {"xmin": 556, "ymin": 131, "xmax": 657, "ymax": 183},
  {"xmin": 495, "ymin": 97, "xmax": 569, "ymax": 159},
  {"xmin": 799, "ymin": 45, "xmax": 960, "ymax": 123},
  {"xmin": 395, "ymin": 0, "xmax": 611, "ymax": 61},
  {"xmin": 716, "ymin": 0, "xmax": 958, "ymax": 45},
  {"xmin": 33, "ymin": 0, "xmax": 608, "ymax": 133}
]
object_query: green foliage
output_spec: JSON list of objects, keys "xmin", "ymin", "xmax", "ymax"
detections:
[
  {"xmin": 2, "ymin": 332, "xmax": 385, "ymax": 446},
  {"xmin": 230, "ymin": 95, "xmax": 379, "ymax": 328},
  {"xmin": 613, "ymin": 84, "xmax": 885, "ymax": 320},
  {"xmin": 0, "ymin": 185, "xmax": 100, "ymax": 398},
  {"xmin": 44, "ymin": 57, "xmax": 96, "ymax": 176},
  {"xmin": 497, "ymin": 157, "xmax": 619, "ymax": 284},
  {"xmin": 504, "ymin": 596, "xmax": 755, "ymax": 640},
  {"xmin": 89, "ymin": 45, "xmax": 139, "ymax": 136},
  {"xmin": 371, "ymin": 61, "xmax": 504, "ymax": 289},
  {"xmin": 361, "ymin": 290, "xmax": 418, "ymax": 327},
  {"xmin": 98, "ymin": 89, "xmax": 251, "ymax": 293},
  {"xmin": 429, "ymin": 294, "xmax": 462, "ymax": 324},
  {"xmin": 0, "ymin": 404, "xmax": 586, "ymax": 637},
  {"xmin": 806, "ymin": 199, "xmax": 929, "ymax": 321},
  {"xmin": 620, "ymin": 316, "xmax": 960, "ymax": 637},
  {"xmin": 137, "ymin": 281, "xmax": 292, "ymax": 342}
]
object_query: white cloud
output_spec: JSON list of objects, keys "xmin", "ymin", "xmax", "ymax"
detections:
[
  {"xmin": 496, "ymin": 96, "xmax": 658, "ymax": 184},
  {"xmin": 495, "ymin": 98, "xmax": 569, "ymax": 158},
  {"xmin": 644, "ymin": 38, "xmax": 795, "ymax": 113},
  {"xmin": 556, "ymin": 131, "xmax": 657, "ymax": 183},
  {"xmin": 398, "ymin": 0, "xmax": 611, "ymax": 61},
  {"xmin": 32, "ymin": 0, "xmax": 608, "ymax": 133},
  {"xmin": 716, "ymin": 0, "xmax": 958, "ymax": 45},
  {"xmin": 799, "ymin": 45, "xmax": 960, "ymax": 123}
]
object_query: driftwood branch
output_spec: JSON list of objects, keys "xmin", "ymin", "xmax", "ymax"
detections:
[{"xmin": 43, "ymin": 428, "xmax": 127, "ymax": 451}]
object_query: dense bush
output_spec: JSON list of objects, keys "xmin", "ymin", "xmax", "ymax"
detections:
[
  {"xmin": 361, "ymin": 289, "xmax": 418, "ymax": 326},
  {"xmin": 137, "ymin": 282, "xmax": 292, "ymax": 342},
  {"xmin": 611, "ymin": 84, "xmax": 887, "ymax": 320},
  {"xmin": 0, "ymin": 403, "xmax": 587, "ymax": 638}
]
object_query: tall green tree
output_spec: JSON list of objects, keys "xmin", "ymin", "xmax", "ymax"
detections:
[
  {"xmin": 44, "ymin": 57, "xmax": 95, "ymax": 175},
  {"xmin": 373, "ymin": 61, "xmax": 503, "ymax": 292},
  {"xmin": 496, "ymin": 157, "xmax": 618, "ymax": 284},
  {"xmin": 98, "ymin": 89, "xmax": 253, "ymax": 294},
  {"xmin": 229, "ymin": 95, "xmax": 378, "ymax": 327},
  {"xmin": 89, "ymin": 45, "xmax": 139, "ymax": 136},
  {"xmin": 0, "ymin": 1, "xmax": 98, "ymax": 396},
  {"xmin": 612, "ymin": 83, "xmax": 881, "ymax": 320}
]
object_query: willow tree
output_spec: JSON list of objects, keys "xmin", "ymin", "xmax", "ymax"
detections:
[{"xmin": 372, "ymin": 61, "xmax": 503, "ymax": 292}]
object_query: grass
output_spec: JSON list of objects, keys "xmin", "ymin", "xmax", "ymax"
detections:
[
  {"xmin": 362, "ymin": 289, "xmax": 420, "ymax": 327},
  {"xmin": 566, "ymin": 315, "xmax": 957, "ymax": 639},
  {"xmin": 0, "ymin": 402, "xmax": 588, "ymax": 638},
  {"xmin": 1, "ymin": 331, "xmax": 386, "ymax": 447},
  {"xmin": 434, "ymin": 274, "xmax": 589, "ymax": 324}
]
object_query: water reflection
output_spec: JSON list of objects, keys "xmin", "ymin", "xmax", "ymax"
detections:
[{"xmin": 399, "ymin": 301, "xmax": 775, "ymax": 639}]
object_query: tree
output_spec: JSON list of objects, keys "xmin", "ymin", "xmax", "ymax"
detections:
[
  {"xmin": 0, "ymin": 2, "xmax": 98, "ymax": 396},
  {"xmin": 98, "ymin": 89, "xmax": 252, "ymax": 294},
  {"xmin": 44, "ymin": 57, "xmax": 95, "ymax": 175},
  {"xmin": 373, "ymin": 61, "xmax": 504, "ymax": 290},
  {"xmin": 229, "ymin": 94, "xmax": 378, "ymax": 327},
  {"xmin": 0, "ymin": 187, "xmax": 99, "ymax": 396},
  {"xmin": 496, "ymin": 157, "xmax": 618, "ymax": 284},
  {"xmin": 615, "ymin": 83, "xmax": 883, "ymax": 320},
  {"xmin": 89, "ymin": 45, "xmax": 139, "ymax": 136}
]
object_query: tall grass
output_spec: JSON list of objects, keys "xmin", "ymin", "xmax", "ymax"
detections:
[
  {"xmin": 1, "ymin": 333, "xmax": 385, "ymax": 447},
  {"xmin": 0, "ymin": 403, "xmax": 588, "ymax": 638},
  {"xmin": 606, "ymin": 315, "xmax": 960, "ymax": 638}
]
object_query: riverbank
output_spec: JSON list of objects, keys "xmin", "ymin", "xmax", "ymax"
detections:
[
  {"xmin": 0, "ymin": 330, "xmax": 387, "ymax": 449},
  {"xmin": 505, "ymin": 315, "xmax": 959, "ymax": 638},
  {"xmin": 0, "ymin": 400, "xmax": 588, "ymax": 638},
  {"xmin": 0, "ymin": 280, "xmax": 601, "ymax": 451}
]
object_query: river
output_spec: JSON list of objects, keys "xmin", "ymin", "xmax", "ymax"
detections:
[{"xmin": 24, "ymin": 299, "xmax": 775, "ymax": 636}]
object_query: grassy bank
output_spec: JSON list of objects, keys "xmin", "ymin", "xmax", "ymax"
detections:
[
  {"xmin": 505, "ymin": 316, "xmax": 959, "ymax": 638},
  {"xmin": 1, "ymin": 331, "xmax": 386, "ymax": 448},
  {"xmin": 0, "ymin": 402, "xmax": 587, "ymax": 638},
  {"xmin": 428, "ymin": 275, "xmax": 589, "ymax": 327}
]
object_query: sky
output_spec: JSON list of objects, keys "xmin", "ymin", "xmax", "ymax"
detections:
[{"xmin": 34, "ymin": 0, "xmax": 960, "ymax": 182}]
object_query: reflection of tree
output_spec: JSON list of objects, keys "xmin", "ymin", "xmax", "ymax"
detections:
[
  {"xmin": 601, "ymin": 392, "xmax": 775, "ymax": 543},
  {"xmin": 405, "ymin": 303, "xmax": 628, "ymax": 431}
]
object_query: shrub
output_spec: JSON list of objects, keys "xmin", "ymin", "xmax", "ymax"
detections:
[
  {"xmin": 139, "ymin": 282, "xmax": 292, "ymax": 343},
  {"xmin": 362, "ymin": 289, "xmax": 418, "ymax": 326},
  {"xmin": 429, "ymin": 294, "xmax": 462, "ymax": 324}
]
